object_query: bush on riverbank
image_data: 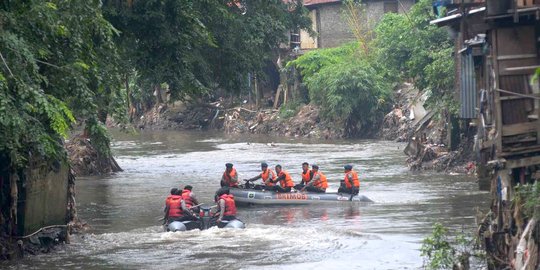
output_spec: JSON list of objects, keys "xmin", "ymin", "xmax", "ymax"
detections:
[
  {"xmin": 421, "ymin": 223, "xmax": 480, "ymax": 270},
  {"xmin": 304, "ymin": 58, "xmax": 391, "ymax": 137},
  {"xmin": 514, "ymin": 181, "xmax": 540, "ymax": 220},
  {"xmin": 374, "ymin": 0, "xmax": 455, "ymax": 110},
  {"xmin": 289, "ymin": 0, "xmax": 454, "ymax": 138},
  {"xmin": 289, "ymin": 43, "xmax": 391, "ymax": 137}
]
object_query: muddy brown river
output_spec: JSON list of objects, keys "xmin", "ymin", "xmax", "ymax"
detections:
[{"xmin": 8, "ymin": 130, "xmax": 489, "ymax": 269}]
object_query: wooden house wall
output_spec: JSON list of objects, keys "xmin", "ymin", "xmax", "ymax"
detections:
[{"xmin": 492, "ymin": 24, "xmax": 540, "ymax": 155}]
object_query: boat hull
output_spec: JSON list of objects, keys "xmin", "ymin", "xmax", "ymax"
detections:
[
  {"xmin": 165, "ymin": 220, "xmax": 199, "ymax": 232},
  {"xmin": 230, "ymin": 188, "xmax": 373, "ymax": 205},
  {"xmin": 164, "ymin": 216, "xmax": 246, "ymax": 232}
]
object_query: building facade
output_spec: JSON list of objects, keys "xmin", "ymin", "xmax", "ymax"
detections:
[{"xmin": 295, "ymin": 0, "xmax": 416, "ymax": 50}]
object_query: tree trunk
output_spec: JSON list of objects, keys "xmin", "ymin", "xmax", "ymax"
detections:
[
  {"xmin": 97, "ymin": 110, "xmax": 107, "ymax": 124},
  {"xmin": 273, "ymin": 85, "xmax": 282, "ymax": 109},
  {"xmin": 125, "ymin": 74, "xmax": 135, "ymax": 123},
  {"xmin": 254, "ymin": 74, "xmax": 260, "ymax": 109},
  {"xmin": 154, "ymin": 84, "xmax": 163, "ymax": 104}
]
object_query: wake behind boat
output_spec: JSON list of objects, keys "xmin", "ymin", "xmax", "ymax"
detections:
[{"xmin": 230, "ymin": 187, "xmax": 374, "ymax": 206}]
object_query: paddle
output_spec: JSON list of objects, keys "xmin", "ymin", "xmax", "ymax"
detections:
[
  {"xmin": 242, "ymin": 179, "xmax": 257, "ymax": 189},
  {"xmin": 190, "ymin": 203, "xmax": 203, "ymax": 209},
  {"xmin": 349, "ymin": 187, "xmax": 359, "ymax": 201}
]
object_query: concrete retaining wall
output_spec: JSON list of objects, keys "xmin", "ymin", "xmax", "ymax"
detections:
[
  {"xmin": 316, "ymin": 0, "xmax": 415, "ymax": 48},
  {"xmin": 20, "ymin": 162, "xmax": 69, "ymax": 235}
]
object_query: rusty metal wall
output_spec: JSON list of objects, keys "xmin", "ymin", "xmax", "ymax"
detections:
[{"xmin": 460, "ymin": 51, "xmax": 477, "ymax": 118}]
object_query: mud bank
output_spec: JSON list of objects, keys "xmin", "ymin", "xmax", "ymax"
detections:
[
  {"xmin": 125, "ymin": 83, "xmax": 476, "ymax": 173},
  {"xmin": 132, "ymin": 100, "xmax": 346, "ymax": 139},
  {"xmin": 66, "ymin": 133, "xmax": 122, "ymax": 177},
  {"xmin": 222, "ymin": 104, "xmax": 345, "ymax": 139}
]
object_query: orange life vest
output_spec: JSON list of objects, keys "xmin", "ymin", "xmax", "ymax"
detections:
[
  {"xmin": 181, "ymin": 189, "xmax": 194, "ymax": 208},
  {"xmin": 165, "ymin": 195, "xmax": 183, "ymax": 217},
  {"xmin": 278, "ymin": 170, "xmax": 294, "ymax": 188},
  {"xmin": 261, "ymin": 169, "xmax": 276, "ymax": 186},
  {"xmin": 220, "ymin": 194, "xmax": 237, "ymax": 216},
  {"xmin": 313, "ymin": 171, "xmax": 328, "ymax": 189},
  {"xmin": 344, "ymin": 170, "xmax": 360, "ymax": 189},
  {"xmin": 222, "ymin": 168, "xmax": 238, "ymax": 187},
  {"xmin": 301, "ymin": 169, "xmax": 312, "ymax": 184}
]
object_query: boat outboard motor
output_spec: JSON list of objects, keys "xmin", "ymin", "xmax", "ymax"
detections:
[
  {"xmin": 199, "ymin": 206, "xmax": 214, "ymax": 230},
  {"xmin": 167, "ymin": 221, "xmax": 187, "ymax": 232}
]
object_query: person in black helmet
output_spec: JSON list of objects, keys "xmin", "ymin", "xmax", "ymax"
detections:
[
  {"xmin": 221, "ymin": 163, "xmax": 238, "ymax": 187},
  {"xmin": 181, "ymin": 185, "xmax": 200, "ymax": 215},
  {"xmin": 163, "ymin": 188, "xmax": 192, "ymax": 224},
  {"xmin": 246, "ymin": 162, "xmax": 276, "ymax": 189},
  {"xmin": 338, "ymin": 165, "xmax": 360, "ymax": 195},
  {"xmin": 212, "ymin": 187, "xmax": 237, "ymax": 227},
  {"xmin": 301, "ymin": 164, "xmax": 327, "ymax": 193},
  {"xmin": 294, "ymin": 162, "xmax": 313, "ymax": 191},
  {"xmin": 270, "ymin": 165, "xmax": 294, "ymax": 193}
]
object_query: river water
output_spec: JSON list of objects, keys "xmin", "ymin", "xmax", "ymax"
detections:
[{"xmin": 9, "ymin": 130, "xmax": 489, "ymax": 269}]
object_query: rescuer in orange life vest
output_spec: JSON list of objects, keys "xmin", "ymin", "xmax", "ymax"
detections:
[
  {"xmin": 338, "ymin": 165, "xmax": 360, "ymax": 195},
  {"xmin": 270, "ymin": 164, "xmax": 294, "ymax": 193},
  {"xmin": 246, "ymin": 162, "xmax": 276, "ymax": 190},
  {"xmin": 220, "ymin": 163, "xmax": 238, "ymax": 187},
  {"xmin": 181, "ymin": 185, "xmax": 200, "ymax": 213},
  {"xmin": 163, "ymin": 188, "xmax": 194, "ymax": 224},
  {"xmin": 294, "ymin": 162, "xmax": 313, "ymax": 191},
  {"xmin": 213, "ymin": 188, "xmax": 237, "ymax": 225},
  {"xmin": 301, "ymin": 164, "xmax": 327, "ymax": 193}
]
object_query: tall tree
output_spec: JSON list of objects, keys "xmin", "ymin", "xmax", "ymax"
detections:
[
  {"xmin": 102, "ymin": 0, "xmax": 311, "ymax": 106},
  {"xmin": 103, "ymin": 0, "xmax": 214, "ymax": 102},
  {"xmin": 0, "ymin": 0, "xmax": 122, "ymax": 168},
  {"xmin": 197, "ymin": 0, "xmax": 311, "ymax": 94}
]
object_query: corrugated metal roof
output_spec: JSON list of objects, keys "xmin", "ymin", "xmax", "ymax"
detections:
[
  {"xmin": 430, "ymin": 7, "xmax": 486, "ymax": 26},
  {"xmin": 304, "ymin": 0, "xmax": 341, "ymax": 6},
  {"xmin": 460, "ymin": 51, "xmax": 478, "ymax": 119}
]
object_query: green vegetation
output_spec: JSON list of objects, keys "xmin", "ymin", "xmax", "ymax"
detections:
[
  {"xmin": 279, "ymin": 101, "xmax": 302, "ymax": 119},
  {"xmin": 514, "ymin": 182, "xmax": 540, "ymax": 219},
  {"xmin": 0, "ymin": 0, "xmax": 122, "ymax": 168},
  {"xmin": 304, "ymin": 55, "xmax": 390, "ymax": 134},
  {"xmin": 533, "ymin": 67, "xmax": 540, "ymax": 83},
  {"xmin": 374, "ymin": 0, "xmax": 455, "ymax": 108},
  {"xmin": 290, "ymin": 43, "xmax": 391, "ymax": 136},
  {"xmin": 421, "ymin": 223, "xmax": 454, "ymax": 269},
  {"xmin": 421, "ymin": 223, "xmax": 477, "ymax": 270},
  {"xmin": 102, "ymin": 0, "xmax": 311, "ymax": 100},
  {"xmin": 0, "ymin": 0, "xmax": 311, "ymax": 169},
  {"xmin": 289, "ymin": 0, "xmax": 453, "ymax": 137}
]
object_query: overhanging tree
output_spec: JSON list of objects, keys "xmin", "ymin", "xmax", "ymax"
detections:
[
  {"xmin": 0, "ymin": 0, "xmax": 123, "ymax": 168},
  {"xmin": 102, "ymin": 0, "xmax": 311, "ymax": 108}
]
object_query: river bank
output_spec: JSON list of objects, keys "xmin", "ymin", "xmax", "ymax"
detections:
[{"xmin": 125, "ymin": 83, "xmax": 476, "ymax": 174}]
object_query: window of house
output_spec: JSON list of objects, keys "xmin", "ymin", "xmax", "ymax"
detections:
[{"xmin": 384, "ymin": 1, "xmax": 399, "ymax": 13}]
